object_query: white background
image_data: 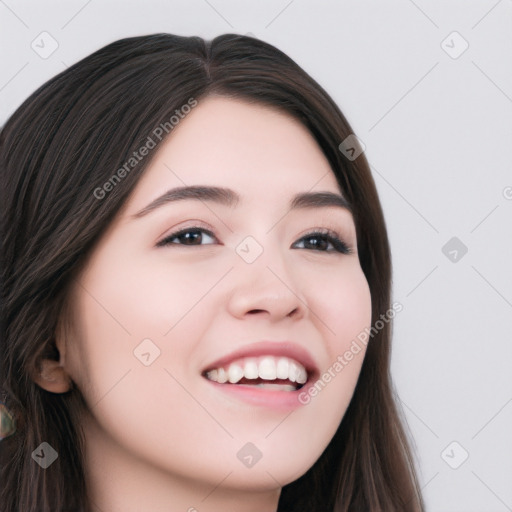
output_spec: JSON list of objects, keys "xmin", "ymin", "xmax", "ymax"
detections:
[{"xmin": 1, "ymin": 1, "xmax": 511, "ymax": 510}]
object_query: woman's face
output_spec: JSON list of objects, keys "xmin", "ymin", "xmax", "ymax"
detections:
[{"xmin": 61, "ymin": 96, "xmax": 372, "ymax": 494}]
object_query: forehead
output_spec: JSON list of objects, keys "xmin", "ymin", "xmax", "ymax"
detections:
[{"xmin": 128, "ymin": 96, "xmax": 343, "ymax": 210}]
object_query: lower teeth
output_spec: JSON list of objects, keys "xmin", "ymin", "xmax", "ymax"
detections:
[{"xmin": 238, "ymin": 383, "xmax": 297, "ymax": 392}]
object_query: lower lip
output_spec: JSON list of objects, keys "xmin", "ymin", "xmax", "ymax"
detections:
[{"xmin": 204, "ymin": 378, "xmax": 313, "ymax": 409}]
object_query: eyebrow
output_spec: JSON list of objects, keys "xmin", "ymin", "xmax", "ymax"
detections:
[{"xmin": 132, "ymin": 185, "xmax": 351, "ymax": 218}]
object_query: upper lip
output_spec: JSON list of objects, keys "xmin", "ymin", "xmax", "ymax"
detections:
[{"xmin": 201, "ymin": 341, "xmax": 319, "ymax": 376}]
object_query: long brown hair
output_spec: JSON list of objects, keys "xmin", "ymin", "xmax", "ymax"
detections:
[{"xmin": 0, "ymin": 33, "xmax": 424, "ymax": 511}]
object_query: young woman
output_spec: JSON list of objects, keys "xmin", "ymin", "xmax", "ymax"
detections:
[{"xmin": 0, "ymin": 33, "xmax": 424, "ymax": 511}]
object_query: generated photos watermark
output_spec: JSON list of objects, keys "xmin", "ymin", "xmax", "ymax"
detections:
[
  {"xmin": 298, "ymin": 301, "xmax": 403, "ymax": 405},
  {"xmin": 93, "ymin": 97, "xmax": 198, "ymax": 200}
]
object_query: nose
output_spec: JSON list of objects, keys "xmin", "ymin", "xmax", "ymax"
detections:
[{"xmin": 226, "ymin": 247, "xmax": 306, "ymax": 323}]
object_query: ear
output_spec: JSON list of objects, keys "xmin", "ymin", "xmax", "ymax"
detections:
[
  {"xmin": 32, "ymin": 327, "xmax": 72, "ymax": 394},
  {"xmin": 33, "ymin": 358, "xmax": 72, "ymax": 394}
]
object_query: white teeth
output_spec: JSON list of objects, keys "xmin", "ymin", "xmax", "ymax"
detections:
[
  {"xmin": 288, "ymin": 360, "xmax": 297, "ymax": 382},
  {"xmin": 293, "ymin": 362, "xmax": 308, "ymax": 384},
  {"xmin": 244, "ymin": 358, "xmax": 259, "ymax": 379},
  {"xmin": 276, "ymin": 358, "xmax": 289, "ymax": 379},
  {"xmin": 289, "ymin": 360, "xmax": 307, "ymax": 384},
  {"xmin": 206, "ymin": 369, "xmax": 218, "ymax": 381},
  {"xmin": 217, "ymin": 367, "xmax": 228, "ymax": 384},
  {"xmin": 228, "ymin": 363, "xmax": 244, "ymax": 383},
  {"xmin": 205, "ymin": 355, "xmax": 309, "ymax": 388},
  {"xmin": 259, "ymin": 357, "xmax": 277, "ymax": 380},
  {"xmin": 297, "ymin": 370, "xmax": 307, "ymax": 385},
  {"xmin": 252, "ymin": 383, "xmax": 296, "ymax": 391}
]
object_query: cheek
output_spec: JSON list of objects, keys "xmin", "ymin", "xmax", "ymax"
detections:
[
  {"xmin": 298, "ymin": 264, "xmax": 371, "ymax": 417},
  {"xmin": 66, "ymin": 252, "xmax": 224, "ymax": 419},
  {"xmin": 64, "ymin": 288, "xmax": 133, "ymax": 403},
  {"xmin": 85, "ymin": 249, "xmax": 227, "ymax": 337},
  {"xmin": 66, "ymin": 281, "xmax": 220, "ymax": 472},
  {"xmin": 309, "ymin": 261, "xmax": 373, "ymax": 352}
]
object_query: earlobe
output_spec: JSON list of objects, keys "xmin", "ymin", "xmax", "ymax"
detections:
[{"xmin": 33, "ymin": 358, "xmax": 72, "ymax": 394}]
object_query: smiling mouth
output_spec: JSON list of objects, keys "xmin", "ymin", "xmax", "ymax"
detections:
[{"xmin": 202, "ymin": 355, "xmax": 309, "ymax": 392}]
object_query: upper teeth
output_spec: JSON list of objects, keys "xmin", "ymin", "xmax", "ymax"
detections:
[{"xmin": 205, "ymin": 356, "xmax": 308, "ymax": 385}]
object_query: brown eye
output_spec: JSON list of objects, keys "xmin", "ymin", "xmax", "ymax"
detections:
[
  {"xmin": 157, "ymin": 227, "xmax": 217, "ymax": 247},
  {"xmin": 293, "ymin": 230, "xmax": 352, "ymax": 254}
]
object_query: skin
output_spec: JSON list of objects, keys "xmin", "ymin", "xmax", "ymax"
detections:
[{"xmin": 35, "ymin": 96, "xmax": 372, "ymax": 512}]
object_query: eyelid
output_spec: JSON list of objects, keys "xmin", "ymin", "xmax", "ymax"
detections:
[
  {"xmin": 156, "ymin": 220, "xmax": 218, "ymax": 247},
  {"xmin": 294, "ymin": 227, "xmax": 354, "ymax": 254}
]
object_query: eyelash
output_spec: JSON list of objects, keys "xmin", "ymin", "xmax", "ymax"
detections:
[{"xmin": 156, "ymin": 226, "xmax": 353, "ymax": 255}]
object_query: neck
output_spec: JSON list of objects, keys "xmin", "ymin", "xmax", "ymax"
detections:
[{"xmin": 82, "ymin": 412, "xmax": 281, "ymax": 512}]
